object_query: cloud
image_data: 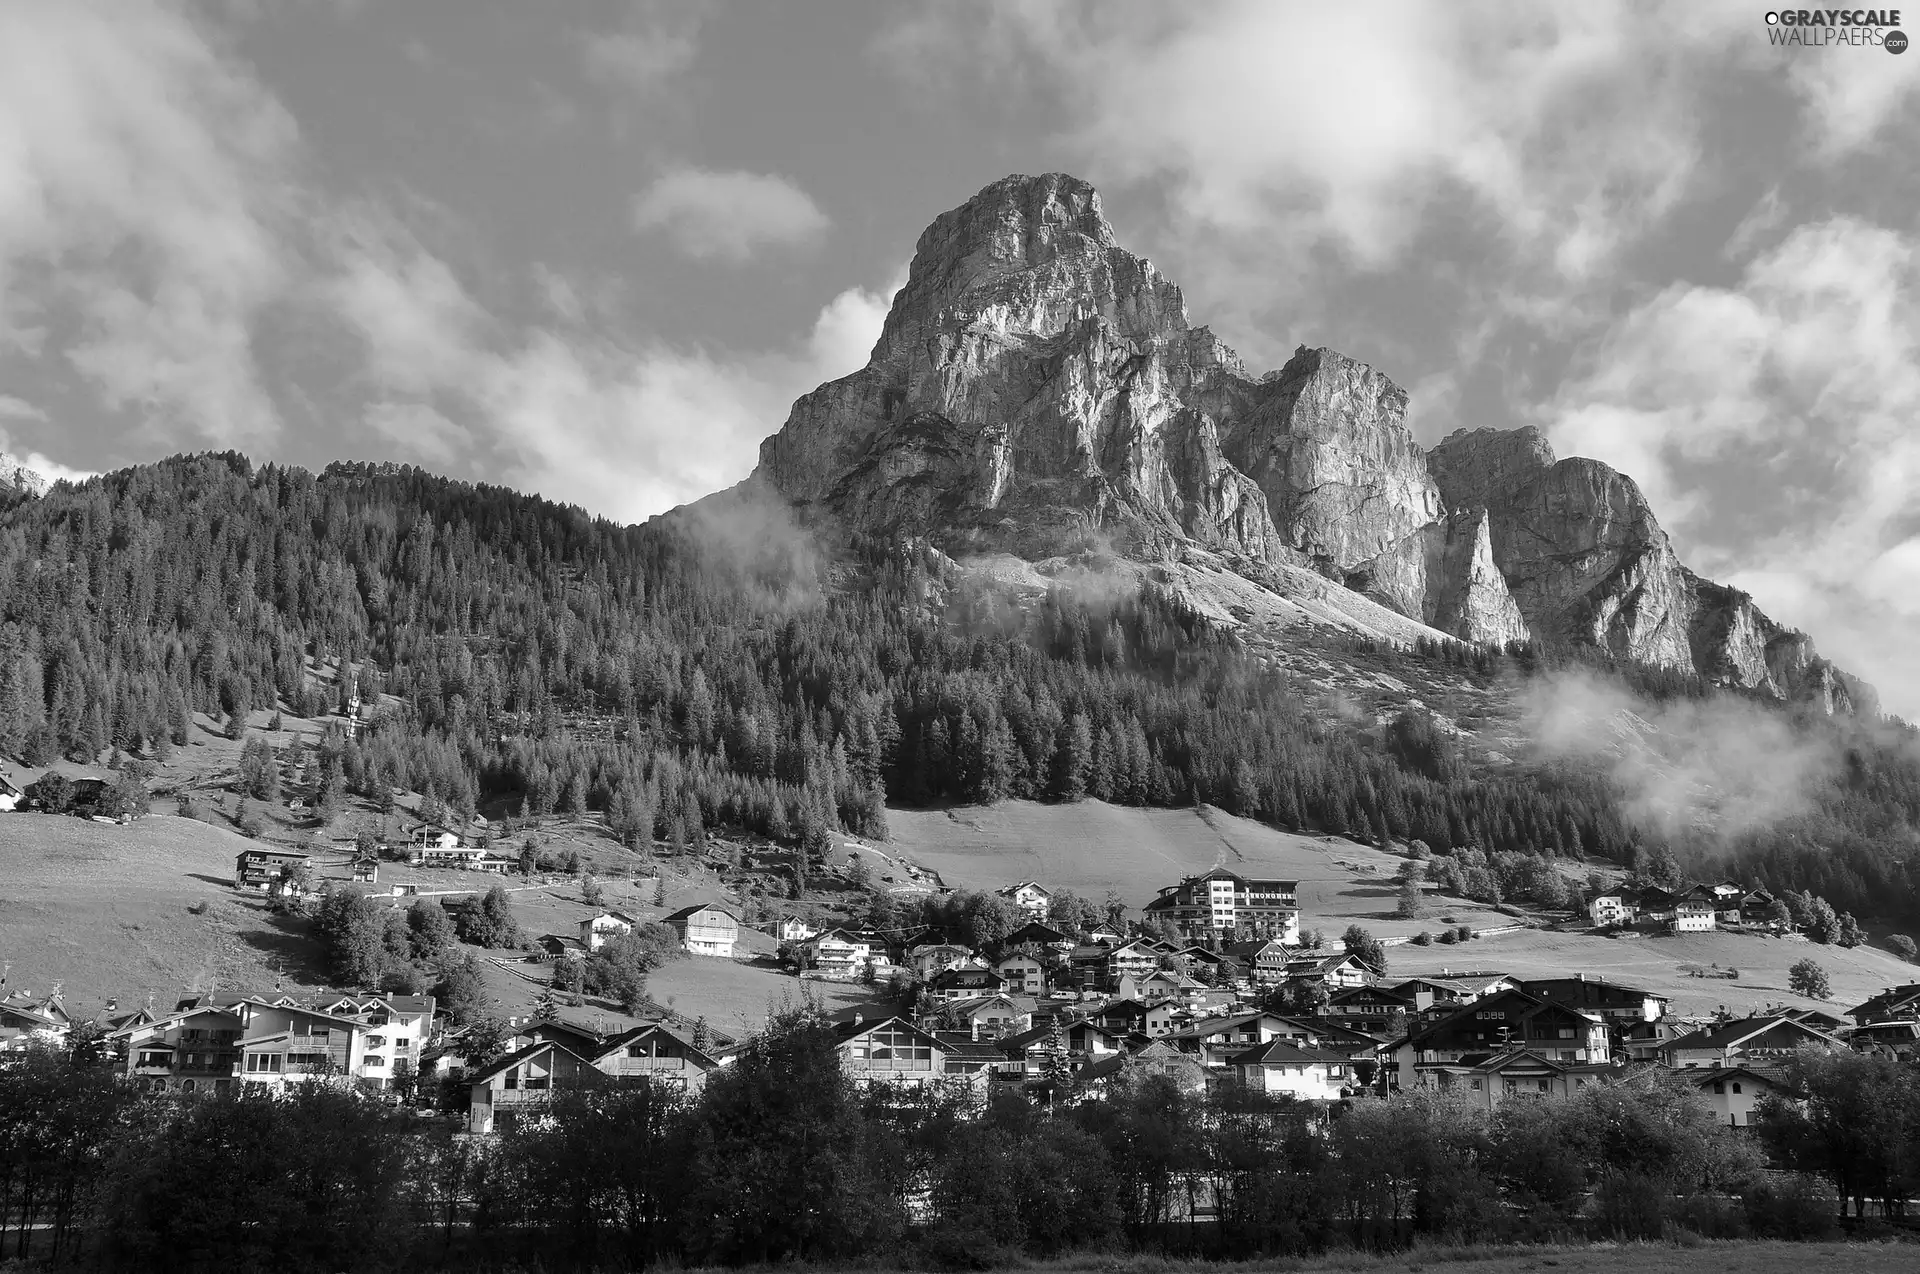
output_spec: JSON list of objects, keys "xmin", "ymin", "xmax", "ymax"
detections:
[
  {"xmin": 631, "ymin": 167, "xmax": 831, "ymax": 263},
  {"xmin": 0, "ymin": 2, "xmax": 298, "ymax": 444},
  {"xmin": 1547, "ymin": 217, "xmax": 1920, "ymax": 716},
  {"xmin": 1524, "ymin": 670, "xmax": 1838, "ymax": 841},
  {"xmin": 879, "ymin": 2, "xmax": 1739, "ymax": 278},
  {"xmin": 580, "ymin": 1, "xmax": 705, "ymax": 96},
  {"xmin": 325, "ymin": 216, "xmax": 490, "ymax": 397},
  {"xmin": 1786, "ymin": 34, "xmax": 1920, "ymax": 152},
  {"xmin": 0, "ymin": 395, "xmax": 46, "ymax": 422},
  {"xmin": 0, "ymin": 426, "xmax": 96, "ymax": 485},
  {"xmin": 476, "ymin": 277, "xmax": 894, "ymax": 520},
  {"xmin": 322, "ymin": 215, "xmax": 899, "ymax": 520}
]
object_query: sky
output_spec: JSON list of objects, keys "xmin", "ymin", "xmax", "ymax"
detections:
[{"xmin": 1, "ymin": 1, "xmax": 1917, "ymax": 714}]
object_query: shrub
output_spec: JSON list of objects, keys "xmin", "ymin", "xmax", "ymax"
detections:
[
  {"xmin": 1411, "ymin": 931, "xmax": 1432, "ymax": 946},
  {"xmin": 1743, "ymin": 1173, "xmax": 1838, "ymax": 1239},
  {"xmin": 1456, "ymin": 925, "xmax": 1473, "ymax": 942},
  {"xmin": 1437, "ymin": 928, "xmax": 1459, "ymax": 945}
]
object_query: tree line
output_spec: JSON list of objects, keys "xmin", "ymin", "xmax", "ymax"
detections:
[{"xmin": 8, "ymin": 1010, "xmax": 1910, "ymax": 1271}]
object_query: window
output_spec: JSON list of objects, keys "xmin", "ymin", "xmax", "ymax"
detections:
[
  {"xmin": 1538, "ymin": 1079, "xmax": 1550, "ymax": 1092},
  {"xmin": 1557, "ymin": 1028, "xmax": 1575, "ymax": 1038},
  {"xmin": 137, "ymin": 1051, "xmax": 170, "ymax": 1067},
  {"xmin": 245, "ymin": 1053, "xmax": 284, "ymax": 1074},
  {"xmin": 181, "ymin": 1079, "xmax": 196, "ymax": 1093},
  {"xmin": 862, "ymin": 1026, "xmax": 933, "ymax": 1070},
  {"xmin": 367, "ymin": 1036, "xmax": 386, "ymax": 1049},
  {"xmin": 1470, "ymin": 1079, "xmax": 1482, "ymax": 1090},
  {"xmin": 1713, "ymin": 1081, "xmax": 1725, "ymax": 1094},
  {"xmin": 1732, "ymin": 1082, "xmax": 1743, "ymax": 1094},
  {"xmin": 363, "ymin": 1055, "xmax": 385, "ymax": 1068}
]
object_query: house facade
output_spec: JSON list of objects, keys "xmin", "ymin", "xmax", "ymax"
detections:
[
  {"xmin": 234, "ymin": 847, "xmax": 314, "ymax": 890},
  {"xmin": 0, "ymin": 991, "xmax": 72, "ymax": 1052},
  {"xmin": 594, "ymin": 1023, "xmax": 723, "ymax": 1091},
  {"xmin": 663, "ymin": 904, "xmax": 739, "ymax": 958},
  {"xmin": 996, "ymin": 881, "xmax": 1053, "ymax": 921},
  {"xmin": 803, "ymin": 930, "xmax": 873, "ymax": 978},
  {"xmin": 835, "ymin": 1016, "xmax": 949, "ymax": 1088},
  {"xmin": 467, "ymin": 1041, "xmax": 603, "ymax": 1133},
  {"xmin": 1392, "ymin": 989, "xmax": 1610, "ymax": 1090},
  {"xmin": 1229, "ymin": 1039, "xmax": 1352, "ymax": 1100},
  {"xmin": 115, "ymin": 992, "xmax": 434, "ymax": 1093},
  {"xmin": 579, "ymin": 910, "xmax": 637, "ymax": 952},
  {"xmin": 1685, "ymin": 1065, "xmax": 1782, "ymax": 1127},
  {"xmin": 994, "ymin": 953, "xmax": 1046, "ymax": 995}
]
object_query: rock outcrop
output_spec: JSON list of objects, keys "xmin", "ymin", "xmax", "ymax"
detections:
[
  {"xmin": 0, "ymin": 453, "xmax": 48, "ymax": 498},
  {"xmin": 745, "ymin": 173, "xmax": 1867, "ymax": 710},
  {"xmin": 1428, "ymin": 426, "xmax": 1867, "ymax": 709}
]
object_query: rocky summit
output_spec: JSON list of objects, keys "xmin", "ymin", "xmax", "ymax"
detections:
[{"xmin": 746, "ymin": 173, "xmax": 1871, "ymax": 713}]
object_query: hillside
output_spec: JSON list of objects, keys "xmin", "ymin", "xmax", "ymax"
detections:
[
  {"xmin": 879, "ymin": 797, "xmax": 1918, "ymax": 1017},
  {"xmin": 885, "ymin": 797, "xmax": 1518, "ymax": 939}
]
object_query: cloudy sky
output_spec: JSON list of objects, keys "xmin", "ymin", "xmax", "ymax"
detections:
[{"xmin": 2, "ymin": 1, "xmax": 1917, "ymax": 713}]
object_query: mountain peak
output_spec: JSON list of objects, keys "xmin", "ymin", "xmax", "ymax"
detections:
[{"xmin": 747, "ymin": 175, "xmax": 1873, "ymax": 713}]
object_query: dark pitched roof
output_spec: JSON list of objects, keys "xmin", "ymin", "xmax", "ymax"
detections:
[
  {"xmin": 469, "ymin": 1039, "xmax": 595, "ymax": 1086},
  {"xmin": 594, "ymin": 1021, "xmax": 721, "ymax": 1069},
  {"xmin": 662, "ymin": 903, "xmax": 739, "ymax": 923},
  {"xmin": 1226, "ymin": 1039, "xmax": 1348, "ymax": 1068},
  {"xmin": 1664, "ymin": 1015, "xmax": 1837, "ymax": 1052}
]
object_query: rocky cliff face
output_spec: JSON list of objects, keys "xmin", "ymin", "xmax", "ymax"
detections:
[
  {"xmin": 747, "ymin": 173, "xmax": 1867, "ymax": 711},
  {"xmin": 1427, "ymin": 427, "xmax": 1868, "ymax": 709},
  {"xmin": 0, "ymin": 453, "xmax": 48, "ymax": 498}
]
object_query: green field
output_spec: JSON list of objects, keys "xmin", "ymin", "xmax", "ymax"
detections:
[{"xmin": 0, "ymin": 812, "xmax": 306, "ymax": 1012}]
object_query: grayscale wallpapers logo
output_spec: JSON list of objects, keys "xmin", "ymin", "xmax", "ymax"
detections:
[{"xmin": 1764, "ymin": 9, "xmax": 1908, "ymax": 50}]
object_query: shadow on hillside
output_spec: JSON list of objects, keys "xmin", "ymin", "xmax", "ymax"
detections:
[
  {"xmin": 185, "ymin": 873, "xmax": 232, "ymax": 888},
  {"xmin": 234, "ymin": 909, "xmax": 329, "ymax": 985}
]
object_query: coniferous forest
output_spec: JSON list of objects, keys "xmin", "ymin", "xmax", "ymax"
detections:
[{"xmin": 0, "ymin": 453, "xmax": 1917, "ymax": 924}]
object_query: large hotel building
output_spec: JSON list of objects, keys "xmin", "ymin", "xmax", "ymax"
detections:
[{"xmin": 1143, "ymin": 868, "xmax": 1300, "ymax": 943}]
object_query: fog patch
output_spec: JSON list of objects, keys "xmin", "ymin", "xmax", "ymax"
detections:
[{"xmin": 1522, "ymin": 671, "xmax": 1838, "ymax": 840}]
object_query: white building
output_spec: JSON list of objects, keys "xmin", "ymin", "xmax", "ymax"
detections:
[{"xmin": 997, "ymin": 881, "xmax": 1053, "ymax": 922}]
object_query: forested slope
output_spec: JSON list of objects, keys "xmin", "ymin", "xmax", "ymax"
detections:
[{"xmin": 0, "ymin": 453, "xmax": 1915, "ymax": 924}]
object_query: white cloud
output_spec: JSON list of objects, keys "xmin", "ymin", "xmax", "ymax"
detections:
[
  {"xmin": 326, "ymin": 217, "xmax": 489, "ymax": 397},
  {"xmin": 321, "ymin": 218, "xmax": 898, "ymax": 521},
  {"xmin": 881, "ymin": 2, "xmax": 1740, "ymax": 278},
  {"xmin": 1548, "ymin": 217, "xmax": 1920, "ymax": 716},
  {"xmin": 0, "ymin": 2, "xmax": 297, "ymax": 444},
  {"xmin": 360, "ymin": 401, "xmax": 469, "ymax": 467},
  {"xmin": 476, "ymin": 277, "xmax": 894, "ymax": 520},
  {"xmin": 631, "ymin": 167, "xmax": 831, "ymax": 263},
  {"xmin": 0, "ymin": 394, "xmax": 45, "ymax": 422},
  {"xmin": 1786, "ymin": 35, "xmax": 1920, "ymax": 152},
  {"xmin": 580, "ymin": 1, "xmax": 705, "ymax": 95},
  {"xmin": 0, "ymin": 426, "xmax": 95, "ymax": 485}
]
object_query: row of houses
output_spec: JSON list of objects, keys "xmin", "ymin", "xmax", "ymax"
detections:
[
  {"xmin": 537, "ymin": 904, "xmax": 744, "ymax": 960},
  {"xmin": 11, "ymin": 962, "xmax": 1920, "ymax": 1146},
  {"xmin": 1587, "ymin": 881, "xmax": 1778, "ymax": 931}
]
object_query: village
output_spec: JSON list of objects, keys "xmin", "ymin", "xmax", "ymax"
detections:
[{"xmin": 7, "ymin": 852, "xmax": 1920, "ymax": 1146}]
